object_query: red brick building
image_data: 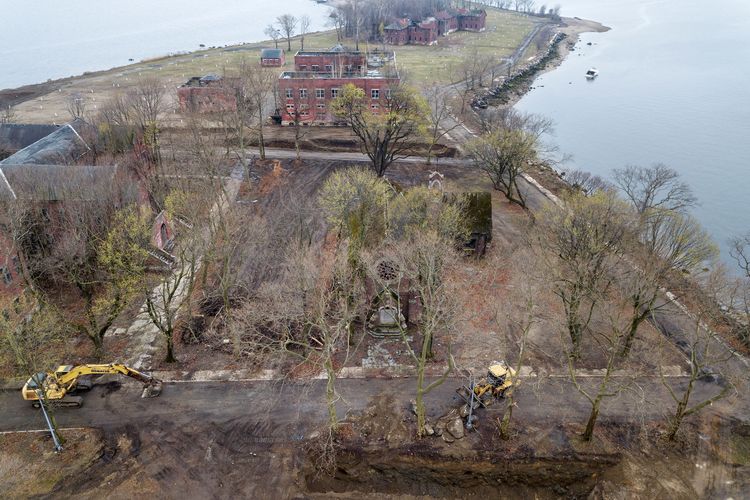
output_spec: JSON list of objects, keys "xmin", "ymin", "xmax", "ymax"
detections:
[
  {"xmin": 277, "ymin": 47, "xmax": 399, "ymax": 126},
  {"xmin": 410, "ymin": 18, "xmax": 439, "ymax": 45},
  {"xmin": 383, "ymin": 19, "xmax": 411, "ymax": 45},
  {"xmin": 457, "ymin": 9, "xmax": 487, "ymax": 32},
  {"xmin": 383, "ymin": 9, "xmax": 486, "ymax": 46},
  {"xmin": 435, "ymin": 11, "xmax": 458, "ymax": 36},
  {"xmin": 177, "ymin": 75, "xmax": 237, "ymax": 114},
  {"xmin": 260, "ymin": 48, "xmax": 285, "ymax": 67}
]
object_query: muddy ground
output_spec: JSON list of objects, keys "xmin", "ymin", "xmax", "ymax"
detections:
[{"xmin": 3, "ymin": 392, "xmax": 749, "ymax": 499}]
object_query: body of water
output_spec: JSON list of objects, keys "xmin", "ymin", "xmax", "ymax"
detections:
[
  {"xmin": 0, "ymin": 0, "xmax": 332, "ymax": 90},
  {"xmin": 515, "ymin": 0, "xmax": 750, "ymax": 269}
]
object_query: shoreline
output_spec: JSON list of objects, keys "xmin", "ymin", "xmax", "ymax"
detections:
[
  {"xmin": 503, "ymin": 16, "xmax": 610, "ymax": 111},
  {"xmin": 0, "ymin": 15, "xmax": 608, "ymax": 114}
]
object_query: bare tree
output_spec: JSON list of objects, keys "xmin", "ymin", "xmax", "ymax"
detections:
[
  {"xmin": 564, "ymin": 169, "xmax": 613, "ymax": 195},
  {"xmin": 330, "ymin": 83, "xmax": 429, "ymax": 177},
  {"xmin": 498, "ymin": 276, "xmax": 537, "ymax": 439},
  {"xmin": 264, "ymin": 25, "xmax": 282, "ymax": 49},
  {"xmin": 614, "ymin": 164, "xmax": 697, "ymax": 216},
  {"xmin": 659, "ymin": 274, "xmax": 736, "ymax": 440},
  {"xmin": 535, "ymin": 190, "xmax": 633, "ymax": 358},
  {"xmin": 424, "ymin": 84, "xmax": 461, "ymax": 165},
  {"xmin": 243, "ymin": 64, "xmax": 277, "ymax": 160},
  {"xmin": 613, "ymin": 165, "xmax": 716, "ymax": 357},
  {"xmin": 619, "ymin": 211, "xmax": 717, "ymax": 357},
  {"xmin": 276, "ymin": 14, "xmax": 298, "ymax": 52},
  {"xmin": 300, "ymin": 15, "xmax": 311, "ymax": 51},
  {"xmin": 66, "ymin": 92, "xmax": 87, "ymax": 120},
  {"xmin": 567, "ymin": 310, "xmax": 633, "ymax": 441},
  {"xmin": 467, "ymin": 109, "xmax": 555, "ymax": 208},
  {"xmin": 128, "ymin": 77, "xmax": 168, "ymax": 163},
  {"xmin": 1, "ymin": 104, "xmax": 17, "ymax": 124}
]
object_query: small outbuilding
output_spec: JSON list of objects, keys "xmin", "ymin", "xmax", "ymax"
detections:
[{"xmin": 260, "ymin": 48, "xmax": 285, "ymax": 67}]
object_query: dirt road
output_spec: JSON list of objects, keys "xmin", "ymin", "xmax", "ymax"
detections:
[{"xmin": 1, "ymin": 374, "xmax": 734, "ymax": 435}]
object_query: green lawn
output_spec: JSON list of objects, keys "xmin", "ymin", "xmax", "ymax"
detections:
[{"xmin": 388, "ymin": 9, "xmax": 539, "ymax": 85}]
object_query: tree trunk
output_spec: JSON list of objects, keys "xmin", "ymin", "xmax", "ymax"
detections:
[
  {"xmin": 666, "ymin": 406, "xmax": 686, "ymax": 441},
  {"xmin": 621, "ymin": 314, "xmax": 643, "ymax": 358},
  {"xmin": 324, "ymin": 357, "xmax": 338, "ymax": 431},
  {"xmin": 165, "ymin": 332, "xmax": 177, "ymax": 363},
  {"xmin": 582, "ymin": 400, "xmax": 600, "ymax": 441},
  {"xmin": 258, "ymin": 119, "xmax": 266, "ymax": 160},
  {"xmin": 499, "ymin": 397, "xmax": 514, "ymax": 439},
  {"xmin": 415, "ymin": 366, "xmax": 427, "ymax": 437}
]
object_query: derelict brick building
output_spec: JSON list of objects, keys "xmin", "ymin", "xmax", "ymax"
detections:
[{"xmin": 277, "ymin": 45, "xmax": 400, "ymax": 126}]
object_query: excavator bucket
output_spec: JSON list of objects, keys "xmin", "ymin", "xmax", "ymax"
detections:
[{"xmin": 141, "ymin": 379, "xmax": 163, "ymax": 398}]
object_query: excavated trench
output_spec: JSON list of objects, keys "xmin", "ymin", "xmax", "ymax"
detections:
[{"xmin": 305, "ymin": 447, "xmax": 621, "ymax": 498}]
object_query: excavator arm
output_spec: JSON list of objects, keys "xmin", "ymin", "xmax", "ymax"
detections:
[
  {"xmin": 56, "ymin": 364, "xmax": 156, "ymax": 386},
  {"xmin": 22, "ymin": 363, "xmax": 163, "ymax": 406}
]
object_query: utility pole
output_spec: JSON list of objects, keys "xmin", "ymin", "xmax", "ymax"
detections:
[{"xmin": 36, "ymin": 390, "xmax": 63, "ymax": 452}]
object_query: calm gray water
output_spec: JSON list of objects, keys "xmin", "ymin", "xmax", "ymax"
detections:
[
  {"xmin": 0, "ymin": 0, "xmax": 331, "ymax": 90},
  {"xmin": 515, "ymin": 0, "xmax": 750, "ymax": 270}
]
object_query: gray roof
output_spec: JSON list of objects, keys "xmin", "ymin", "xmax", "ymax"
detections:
[
  {"xmin": 261, "ymin": 48, "xmax": 283, "ymax": 58},
  {"xmin": 0, "ymin": 163, "xmax": 120, "ymax": 202},
  {"xmin": 0, "ymin": 124, "xmax": 60, "ymax": 153},
  {"xmin": 0, "ymin": 119, "xmax": 92, "ymax": 166}
]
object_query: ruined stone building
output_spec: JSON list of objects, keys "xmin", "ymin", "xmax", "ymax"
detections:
[
  {"xmin": 177, "ymin": 74, "xmax": 237, "ymax": 114},
  {"xmin": 383, "ymin": 8, "xmax": 487, "ymax": 45}
]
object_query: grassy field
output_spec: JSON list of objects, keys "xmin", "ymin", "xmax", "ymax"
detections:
[{"xmin": 12, "ymin": 9, "xmax": 538, "ymax": 123}]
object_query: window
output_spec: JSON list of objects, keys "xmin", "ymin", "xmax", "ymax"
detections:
[
  {"xmin": 286, "ymin": 103, "xmax": 295, "ymax": 111},
  {"xmin": 357, "ymin": 65, "xmax": 363, "ymax": 73},
  {"xmin": 311, "ymin": 65, "xmax": 319, "ymax": 72},
  {"xmin": 299, "ymin": 88, "xmax": 307, "ymax": 98},
  {"xmin": 371, "ymin": 104, "xmax": 379, "ymax": 110},
  {"xmin": 331, "ymin": 88, "xmax": 339, "ymax": 98},
  {"xmin": 385, "ymin": 88, "xmax": 392, "ymax": 99},
  {"xmin": 316, "ymin": 103, "xmax": 326, "ymax": 110},
  {"xmin": 325, "ymin": 65, "xmax": 333, "ymax": 73},
  {"xmin": 316, "ymin": 88, "xmax": 325, "ymax": 99},
  {"xmin": 371, "ymin": 89, "xmax": 380, "ymax": 99},
  {"xmin": 1, "ymin": 267, "xmax": 11, "ymax": 285},
  {"xmin": 299, "ymin": 65, "xmax": 307, "ymax": 71},
  {"xmin": 285, "ymin": 88, "xmax": 293, "ymax": 99},
  {"xmin": 300, "ymin": 110, "xmax": 309, "ymax": 117}
]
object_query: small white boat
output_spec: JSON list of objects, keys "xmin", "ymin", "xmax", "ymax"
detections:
[{"xmin": 585, "ymin": 68, "xmax": 599, "ymax": 79}]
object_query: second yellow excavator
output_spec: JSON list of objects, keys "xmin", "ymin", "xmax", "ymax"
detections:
[{"xmin": 21, "ymin": 363, "xmax": 163, "ymax": 408}]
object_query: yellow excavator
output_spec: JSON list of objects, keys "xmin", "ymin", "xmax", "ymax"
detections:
[
  {"xmin": 21, "ymin": 363, "xmax": 163, "ymax": 408},
  {"xmin": 456, "ymin": 361, "xmax": 517, "ymax": 429}
]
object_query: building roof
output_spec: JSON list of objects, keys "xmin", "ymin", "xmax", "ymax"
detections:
[
  {"xmin": 261, "ymin": 48, "xmax": 284, "ymax": 59},
  {"xmin": 0, "ymin": 119, "xmax": 92, "ymax": 167},
  {"xmin": 296, "ymin": 45, "xmax": 361, "ymax": 57},
  {"xmin": 435, "ymin": 10, "xmax": 456, "ymax": 21},
  {"xmin": 0, "ymin": 124, "xmax": 60, "ymax": 154},
  {"xmin": 457, "ymin": 8, "xmax": 486, "ymax": 17},
  {"xmin": 0, "ymin": 163, "xmax": 121, "ymax": 202},
  {"xmin": 384, "ymin": 18, "xmax": 411, "ymax": 31},
  {"xmin": 418, "ymin": 18, "xmax": 438, "ymax": 29}
]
